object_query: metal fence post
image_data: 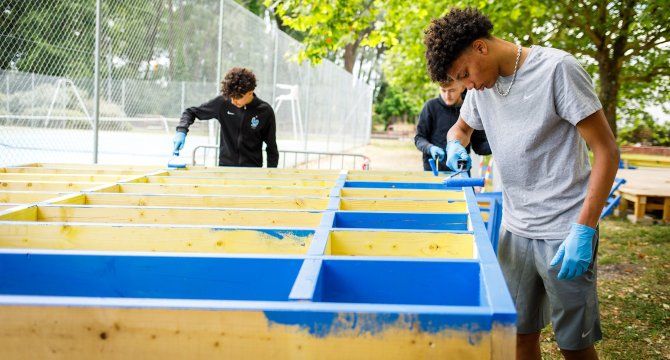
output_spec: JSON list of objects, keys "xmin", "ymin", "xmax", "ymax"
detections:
[{"xmin": 92, "ymin": 0, "xmax": 101, "ymax": 164}]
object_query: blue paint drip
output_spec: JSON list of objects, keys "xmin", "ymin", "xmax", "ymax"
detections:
[
  {"xmin": 256, "ymin": 229, "xmax": 314, "ymax": 240},
  {"xmin": 264, "ymin": 311, "xmax": 491, "ymax": 338}
]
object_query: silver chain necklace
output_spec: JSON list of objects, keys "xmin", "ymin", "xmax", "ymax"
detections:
[{"xmin": 495, "ymin": 44, "xmax": 522, "ymax": 97}]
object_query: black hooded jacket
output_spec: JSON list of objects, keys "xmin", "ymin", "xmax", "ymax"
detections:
[
  {"xmin": 177, "ymin": 94, "xmax": 278, "ymax": 167},
  {"xmin": 415, "ymin": 93, "xmax": 491, "ymax": 171}
]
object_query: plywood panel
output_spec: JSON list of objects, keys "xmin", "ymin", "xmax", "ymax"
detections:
[
  {"xmin": 340, "ymin": 199, "xmax": 467, "ymax": 213},
  {"xmin": 327, "ymin": 231, "xmax": 474, "ymax": 258}
]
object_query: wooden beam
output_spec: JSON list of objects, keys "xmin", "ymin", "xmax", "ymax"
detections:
[
  {"xmin": 35, "ymin": 206, "xmax": 322, "ymax": 226},
  {"xmin": 339, "ymin": 199, "xmax": 467, "ymax": 213},
  {"xmin": 81, "ymin": 193, "xmax": 329, "ymax": 210},
  {"xmin": 0, "ymin": 224, "xmax": 313, "ymax": 253},
  {"xmin": 327, "ymin": 231, "xmax": 474, "ymax": 258},
  {"xmin": 341, "ymin": 188, "xmax": 464, "ymax": 200},
  {"xmin": 146, "ymin": 176, "xmax": 335, "ymax": 187},
  {"xmin": 116, "ymin": 183, "xmax": 331, "ymax": 197},
  {"xmin": 0, "ymin": 181, "xmax": 107, "ymax": 191}
]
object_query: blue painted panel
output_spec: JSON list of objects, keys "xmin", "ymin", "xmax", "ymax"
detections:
[
  {"xmin": 333, "ymin": 212, "xmax": 468, "ymax": 230},
  {"xmin": 344, "ymin": 181, "xmax": 447, "ymax": 190},
  {"xmin": 316, "ymin": 260, "xmax": 481, "ymax": 306},
  {"xmin": 0, "ymin": 254, "xmax": 302, "ymax": 301}
]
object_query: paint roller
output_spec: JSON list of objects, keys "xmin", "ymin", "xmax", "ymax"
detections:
[
  {"xmin": 167, "ymin": 150, "xmax": 187, "ymax": 169},
  {"xmin": 443, "ymin": 159, "xmax": 485, "ymax": 188}
]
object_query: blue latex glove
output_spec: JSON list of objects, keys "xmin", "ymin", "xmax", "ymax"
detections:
[
  {"xmin": 429, "ymin": 145, "xmax": 445, "ymax": 161},
  {"xmin": 173, "ymin": 132, "xmax": 186, "ymax": 155},
  {"xmin": 445, "ymin": 140, "xmax": 471, "ymax": 172},
  {"xmin": 550, "ymin": 223, "xmax": 596, "ymax": 280}
]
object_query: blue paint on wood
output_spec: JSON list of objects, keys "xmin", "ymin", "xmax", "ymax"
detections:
[
  {"xmin": 344, "ymin": 181, "xmax": 447, "ymax": 189},
  {"xmin": 255, "ymin": 229, "xmax": 313, "ymax": 240},
  {"xmin": 0, "ymin": 254, "xmax": 302, "ymax": 301},
  {"xmin": 333, "ymin": 212, "xmax": 468, "ymax": 230},
  {"xmin": 264, "ymin": 310, "xmax": 495, "ymax": 337},
  {"xmin": 317, "ymin": 259, "xmax": 480, "ymax": 306}
]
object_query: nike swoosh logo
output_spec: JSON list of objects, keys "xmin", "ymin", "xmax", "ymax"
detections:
[
  {"xmin": 581, "ymin": 329, "xmax": 592, "ymax": 338},
  {"xmin": 227, "ymin": 111, "xmax": 234, "ymax": 115},
  {"xmin": 523, "ymin": 93, "xmax": 534, "ymax": 100}
]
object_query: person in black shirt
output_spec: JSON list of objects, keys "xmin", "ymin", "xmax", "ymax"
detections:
[
  {"xmin": 415, "ymin": 77, "xmax": 491, "ymax": 171},
  {"xmin": 173, "ymin": 67, "xmax": 279, "ymax": 167}
]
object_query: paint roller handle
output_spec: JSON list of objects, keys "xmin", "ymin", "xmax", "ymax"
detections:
[{"xmin": 443, "ymin": 177, "xmax": 485, "ymax": 188}]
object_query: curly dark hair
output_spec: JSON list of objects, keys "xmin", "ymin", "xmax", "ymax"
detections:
[
  {"xmin": 221, "ymin": 67, "xmax": 257, "ymax": 99},
  {"xmin": 424, "ymin": 7, "xmax": 493, "ymax": 83}
]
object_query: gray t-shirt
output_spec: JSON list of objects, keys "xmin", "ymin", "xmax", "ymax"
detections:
[{"xmin": 461, "ymin": 46, "xmax": 602, "ymax": 239}]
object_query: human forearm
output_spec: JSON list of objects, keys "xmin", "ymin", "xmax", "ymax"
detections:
[
  {"xmin": 575, "ymin": 110, "xmax": 620, "ymax": 228},
  {"xmin": 576, "ymin": 145, "xmax": 620, "ymax": 228},
  {"xmin": 446, "ymin": 117, "xmax": 474, "ymax": 147}
]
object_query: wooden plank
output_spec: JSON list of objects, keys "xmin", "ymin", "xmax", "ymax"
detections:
[
  {"xmin": 35, "ymin": 206, "xmax": 322, "ymax": 226},
  {"xmin": 0, "ymin": 180, "xmax": 108, "ymax": 191},
  {"xmin": 0, "ymin": 306, "xmax": 502, "ymax": 359},
  {"xmin": 0, "ymin": 173, "xmax": 128, "ymax": 182},
  {"xmin": 9, "ymin": 163, "xmax": 161, "ymax": 171},
  {"xmin": 341, "ymin": 188, "xmax": 464, "ymax": 200},
  {"xmin": 664, "ymin": 198, "xmax": 670, "ymax": 222},
  {"xmin": 346, "ymin": 174, "xmax": 445, "ymax": 183},
  {"xmin": 147, "ymin": 176, "xmax": 335, "ymax": 187},
  {"xmin": 339, "ymin": 199, "xmax": 467, "ymax": 213},
  {"xmin": 327, "ymin": 231, "xmax": 474, "ymax": 258},
  {"xmin": 80, "ymin": 193, "xmax": 329, "ymax": 210},
  {"xmin": 0, "ymin": 224, "xmax": 313, "ymax": 253},
  {"xmin": 0, "ymin": 205, "xmax": 37, "ymax": 221},
  {"xmin": 115, "ymin": 183, "xmax": 331, "ymax": 197},
  {"xmin": 180, "ymin": 167, "xmax": 339, "ymax": 175},
  {"xmin": 0, "ymin": 191, "xmax": 70, "ymax": 204},
  {"xmin": 1, "ymin": 167, "xmax": 151, "ymax": 175},
  {"xmin": 45, "ymin": 194, "xmax": 87, "ymax": 205},
  {"xmin": 166, "ymin": 171, "xmax": 339, "ymax": 180}
]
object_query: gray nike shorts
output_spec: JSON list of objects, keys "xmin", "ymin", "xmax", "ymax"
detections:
[{"xmin": 497, "ymin": 226, "xmax": 602, "ymax": 350}]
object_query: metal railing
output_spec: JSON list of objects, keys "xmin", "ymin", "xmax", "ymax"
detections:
[{"xmin": 191, "ymin": 145, "xmax": 370, "ymax": 170}]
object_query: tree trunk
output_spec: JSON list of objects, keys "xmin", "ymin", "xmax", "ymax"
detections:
[
  {"xmin": 343, "ymin": 43, "xmax": 357, "ymax": 74},
  {"xmin": 596, "ymin": 55, "xmax": 620, "ymax": 138}
]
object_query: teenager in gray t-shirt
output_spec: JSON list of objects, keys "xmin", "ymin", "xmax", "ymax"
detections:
[{"xmin": 424, "ymin": 7, "xmax": 619, "ymax": 360}]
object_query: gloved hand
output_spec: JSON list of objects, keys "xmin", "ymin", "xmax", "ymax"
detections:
[
  {"xmin": 550, "ymin": 223, "xmax": 596, "ymax": 280},
  {"xmin": 173, "ymin": 132, "xmax": 186, "ymax": 155},
  {"xmin": 429, "ymin": 145, "xmax": 445, "ymax": 161},
  {"xmin": 446, "ymin": 140, "xmax": 471, "ymax": 172}
]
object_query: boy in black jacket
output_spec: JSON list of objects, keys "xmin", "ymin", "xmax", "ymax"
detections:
[
  {"xmin": 173, "ymin": 67, "xmax": 279, "ymax": 167},
  {"xmin": 415, "ymin": 78, "xmax": 491, "ymax": 171}
]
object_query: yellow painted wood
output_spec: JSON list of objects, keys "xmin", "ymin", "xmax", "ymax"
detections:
[
  {"xmin": 327, "ymin": 231, "xmax": 474, "ymax": 258},
  {"xmin": 346, "ymin": 174, "xmax": 445, "ymax": 183},
  {"xmin": 78, "ymin": 193, "xmax": 329, "ymax": 210},
  {"xmin": 341, "ymin": 188, "xmax": 464, "ymax": 200},
  {"xmin": 1, "ymin": 167, "xmax": 151, "ymax": 175},
  {"xmin": 167, "ymin": 171, "xmax": 339, "ymax": 180},
  {"xmin": 348, "ymin": 170, "xmax": 432, "ymax": 176},
  {"xmin": 45, "ymin": 194, "xmax": 87, "ymax": 205},
  {"xmin": 0, "ymin": 173, "xmax": 128, "ymax": 182},
  {"xmin": 35, "ymin": 206, "xmax": 322, "ymax": 226},
  {"xmin": 183, "ymin": 166, "xmax": 339, "ymax": 175},
  {"xmin": 339, "ymin": 199, "xmax": 467, "ymax": 213},
  {"xmin": 0, "ymin": 180, "xmax": 108, "ymax": 191},
  {"xmin": 0, "ymin": 224, "xmax": 311, "ymax": 253},
  {"xmin": 0, "ymin": 205, "xmax": 37, "ymax": 221},
  {"xmin": 0, "ymin": 306, "xmax": 508, "ymax": 360},
  {"xmin": 114, "ymin": 183, "xmax": 332, "ymax": 197},
  {"xmin": 147, "ymin": 176, "xmax": 335, "ymax": 187},
  {"xmin": 12, "ymin": 163, "xmax": 161, "ymax": 171},
  {"xmin": 0, "ymin": 191, "xmax": 69, "ymax": 204},
  {"xmin": 0, "ymin": 204, "xmax": 16, "ymax": 211}
]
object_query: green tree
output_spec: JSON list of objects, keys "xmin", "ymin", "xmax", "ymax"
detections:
[
  {"xmin": 480, "ymin": 0, "xmax": 670, "ymax": 137},
  {"xmin": 266, "ymin": 0, "xmax": 382, "ymax": 73}
]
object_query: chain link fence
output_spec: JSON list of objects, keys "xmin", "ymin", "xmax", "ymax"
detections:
[{"xmin": 0, "ymin": 0, "xmax": 373, "ymax": 167}]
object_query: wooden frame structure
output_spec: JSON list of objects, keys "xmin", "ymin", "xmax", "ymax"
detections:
[{"xmin": 0, "ymin": 164, "xmax": 515, "ymax": 359}]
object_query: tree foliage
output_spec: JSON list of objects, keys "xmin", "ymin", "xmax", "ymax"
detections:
[{"xmin": 269, "ymin": 0, "xmax": 669, "ymax": 137}]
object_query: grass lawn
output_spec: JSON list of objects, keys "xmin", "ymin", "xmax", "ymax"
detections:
[{"xmin": 540, "ymin": 218, "xmax": 670, "ymax": 359}]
